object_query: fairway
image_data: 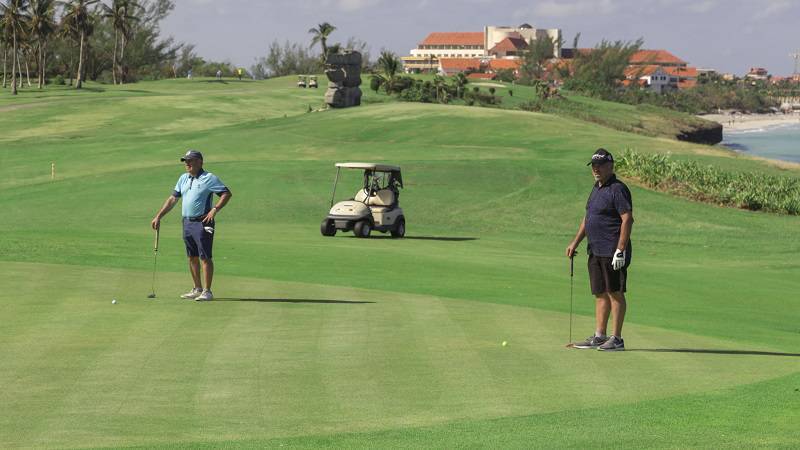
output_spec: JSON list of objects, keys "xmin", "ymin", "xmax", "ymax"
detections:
[{"xmin": 1, "ymin": 78, "xmax": 798, "ymax": 448}]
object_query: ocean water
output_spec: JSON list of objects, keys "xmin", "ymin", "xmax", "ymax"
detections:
[{"xmin": 721, "ymin": 122, "xmax": 800, "ymax": 163}]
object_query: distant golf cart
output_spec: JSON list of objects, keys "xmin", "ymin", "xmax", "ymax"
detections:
[
  {"xmin": 297, "ymin": 75, "xmax": 307, "ymax": 88},
  {"xmin": 321, "ymin": 163, "xmax": 405, "ymax": 238},
  {"xmin": 308, "ymin": 75, "xmax": 318, "ymax": 88}
]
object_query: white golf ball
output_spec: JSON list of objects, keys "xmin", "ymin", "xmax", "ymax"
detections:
[
  {"xmin": 112, "ymin": 299, "xmax": 117, "ymax": 304},
  {"xmin": 502, "ymin": 341, "xmax": 507, "ymax": 347}
]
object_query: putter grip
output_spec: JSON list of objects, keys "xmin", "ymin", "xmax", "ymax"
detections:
[{"xmin": 154, "ymin": 229, "xmax": 160, "ymax": 251}]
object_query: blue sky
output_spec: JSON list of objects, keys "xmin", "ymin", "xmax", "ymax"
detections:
[{"xmin": 162, "ymin": 0, "xmax": 800, "ymax": 75}]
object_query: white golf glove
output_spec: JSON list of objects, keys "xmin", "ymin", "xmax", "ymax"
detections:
[{"xmin": 612, "ymin": 249, "xmax": 626, "ymax": 271}]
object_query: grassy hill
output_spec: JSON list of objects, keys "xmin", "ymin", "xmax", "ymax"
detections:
[
  {"xmin": 1, "ymin": 77, "xmax": 798, "ymax": 448},
  {"xmin": 363, "ymin": 75, "xmax": 722, "ymax": 143}
]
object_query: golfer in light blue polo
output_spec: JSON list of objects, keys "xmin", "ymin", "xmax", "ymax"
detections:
[{"xmin": 151, "ymin": 150, "xmax": 233, "ymax": 301}]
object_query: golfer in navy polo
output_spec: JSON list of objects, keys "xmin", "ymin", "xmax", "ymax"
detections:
[
  {"xmin": 151, "ymin": 150, "xmax": 233, "ymax": 301},
  {"xmin": 565, "ymin": 149, "xmax": 634, "ymax": 351}
]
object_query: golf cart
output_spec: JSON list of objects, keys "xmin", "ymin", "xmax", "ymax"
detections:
[
  {"xmin": 297, "ymin": 75, "xmax": 307, "ymax": 88},
  {"xmin": 321, "ymin": 163, "xmax": 405, "ymax": 238},
  {"xmin": 308, "ymin": 75, "xmax": 318, "ymax": 88}
]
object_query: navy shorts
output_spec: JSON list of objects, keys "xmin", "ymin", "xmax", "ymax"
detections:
[
  {"xmin": 588, "ymin": 254, "xmax": 628, "ymax": 295},
  {"xmin": 183, "ymin": 217, "xmax": 215, "ymax": 260}
]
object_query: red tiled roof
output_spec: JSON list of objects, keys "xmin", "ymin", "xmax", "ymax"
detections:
[
  {"xmin": 663, "ymin": 66, "xmax": 697, "ymax": 78},
  {"xmin": 624, "ymin": 65, "xmax": 662, "ymax": 78},
  {"xmin": 489, "ymin": 37, "xmax": 529, "ymax": 53},
  {"xmin": 439, "ymin": 58, "xmax": 483, "ymax": 71},
  {"xmin": 488, "ymin": 59, "xmax": 521, "ymax": 70},
  {"xmin": 624, "ymin": 65, "xmax": 698, "ymax": 80},
  {"xmin": 629, "ymin": 50, "xmax": 686, "ymax": 66},
  {"xmin": 421, "ymin": 32, "xmax": 484, "ymax": 46},
  {"xmin": 622, "ymin": 79, "xmax": 648, "ymax": 87},
  {"xmin": 467, "ymin": 73, "xmax": 497, "ymax": 79}
]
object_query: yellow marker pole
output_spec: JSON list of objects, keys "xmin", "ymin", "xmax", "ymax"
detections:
[{"xmin": 51, "ymin": 163, "xmax": 55, "ymax": 180}]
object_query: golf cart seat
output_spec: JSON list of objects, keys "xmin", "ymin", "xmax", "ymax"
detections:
[{"xmin": 355, "ymin": 188, "xmax": 396, "ymax": 209}]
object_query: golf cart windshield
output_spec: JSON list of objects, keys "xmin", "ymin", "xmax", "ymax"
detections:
[{"xmin": 363, "ymin": 170, "xmax": 402, "ymax": 193}]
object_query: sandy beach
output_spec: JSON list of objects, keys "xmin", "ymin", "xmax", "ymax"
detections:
[{"xmin": 699, "ymin": 112, "xmax": 800, "ymax": 132}]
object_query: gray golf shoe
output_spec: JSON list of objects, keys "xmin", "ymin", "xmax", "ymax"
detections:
[
  {"xmin": 180, "ymin": 288, "xmax": 202, "ymax": 299},
  {"xmin": 598, "ymin": 336, "xmax": 625, "ymax": 351},
  {"xmin": 572, "ymin": 335, "xmax": 609, "ymax": 349}
]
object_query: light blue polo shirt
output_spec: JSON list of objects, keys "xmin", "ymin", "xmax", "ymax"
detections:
[{"xmin": 172, "ymin": 169, "xmax": 229, "ymax": 218}]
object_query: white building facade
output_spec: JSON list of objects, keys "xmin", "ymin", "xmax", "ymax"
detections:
[{"xmin": 403, "ymin": 24, "xmax": 561, "ymax": 73}]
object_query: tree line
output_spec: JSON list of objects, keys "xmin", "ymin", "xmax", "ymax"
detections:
[
  {"xmin": 0, "ymin": 0, "xmax": 193, "ymax": 94},
  {"xmin": 250, "ymin": 22, "xmax": 372, "ymax": 79}
]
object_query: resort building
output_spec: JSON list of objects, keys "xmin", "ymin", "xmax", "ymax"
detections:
[
  {"xmin": 745, "ymin": 67, "xmax": 769, "ymax": 80},
  {"xmin": 485, "ymin": 24, "xmax": 561, "ymax": 58},
  {"xmin": 622, "ymin": 49, "xmax": 698, "ymax": 91},
  {"xmin": 402, "ymin": 24, "xmax": 561, "ymax": 73},
  {"xmin": 403, "ymin": 28, "xmax": 699, "ymax": 93}
]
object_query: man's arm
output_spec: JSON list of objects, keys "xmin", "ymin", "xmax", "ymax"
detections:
[
  {"xmin": 565, "ymin": 216, "xmax": 586, "ymax": 257},
  {"xmin": 151, "ymin": 195, "xmax": 178, "ymax": 230},
  {"xmin": 616, "ymin": 211, "xmax": 633, "ymax": 252},
  {"xmin": 202, "ymin": 190, "xmax": 232, "ymax": 223}
]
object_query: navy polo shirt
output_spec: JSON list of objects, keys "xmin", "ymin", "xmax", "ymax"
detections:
[{"xmin": 585, "ymin": 174, "xmax": 633, "ymax": 257}]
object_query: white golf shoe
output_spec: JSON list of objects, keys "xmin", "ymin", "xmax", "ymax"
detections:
[
  {"xmin": 195, "ymin": 290, "xmax": 214, "ymax": 301},
  {"xmin": 180, "ymin": 288, "xmax": 203, "ymax": 299}
]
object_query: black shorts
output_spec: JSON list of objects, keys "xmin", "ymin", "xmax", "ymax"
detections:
[
  {"xmin": 588, "ymin": 253, "xmax": 628, "ymax": 295},
  {"xmin": 183, "ymin": 217, "xmax": 215, "ymax": 260}
]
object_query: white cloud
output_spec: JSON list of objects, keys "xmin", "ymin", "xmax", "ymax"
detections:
[
  {"xmin": 685, "ymin": 0, "xmax": 717, "ymax": 13},
  {"xmin": 336, "ymin": 0, "xmax": 384, "ymax": 11},
  {"xmin": 531, "ymin": 0, "xmax": 618, "ymax": 17},
  {"xmin": 754, "ymin": 0, "xmax": 794, "ymax": 19}
]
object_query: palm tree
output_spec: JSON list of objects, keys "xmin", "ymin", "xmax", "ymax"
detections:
[
  {"xmin": 28, "ymin": 0, "xmax": 55, "ymax": 88},
  {"xmin": 453, "ymin": 72, "xmax": 468, "ymax": 98},
  {"xmin": 433, "ymin": 74, "xmax": 445, "ymax": 102},
  {"xmin": 308, "ymin": 22, "xmax": 335, "ymax": 62},
  {"xmin": 377, "ymin": 50, "xmax": 399, "ymax": 79},
  {"xmin": 1, "ymin": 19, "xmax": 8, "ymax": 87},
  {"xmin": 0, "ymin": 0, "xmax": 31, "ymax": 95},
  {"xmin": 376, "ymin": 51, "xmax": 400, "ymax": 94},
  {"xmin": 60, "ymin": 0, "xmax": 96, "ymax": 89},
  {"xmin": 101, "ymin": 0, "xmax": 138, "ymax": 84}
]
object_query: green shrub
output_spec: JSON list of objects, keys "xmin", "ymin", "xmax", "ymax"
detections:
[{"xmin": 617, "ymin": 149, "xmax": 800, "ymax": 215}]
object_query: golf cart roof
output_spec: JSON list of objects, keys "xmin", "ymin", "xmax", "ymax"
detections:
[{"xmin": 335, "ymin": 162, "xmax": 401, "ymax": 172}]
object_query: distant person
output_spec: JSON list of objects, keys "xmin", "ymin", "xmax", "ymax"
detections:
[
  {"xmin": 150, "ymin": 150, "xmax": 233, "ymax": 301},
  {"xmin": 187, "ymin": 69, "xmax": 193, "ymax": 80},
  {"xmin": 237, "ymin": 68, "xmax": 243, "ymax": 80},
  {"xmin": 565, "ymin": 149, "xmax": 634, "ymax": 351},
  {"xmin": 216, "ymin": 69, "xmax": 222, "ymax": 80}
]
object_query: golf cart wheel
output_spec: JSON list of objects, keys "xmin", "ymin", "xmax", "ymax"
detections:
[
  {"xmin": 320, "ymin": 219, "xmax": 336, "ymax": 237},
  {"xmin": 354, "ymin": 221, "xmax": 371, "ymax": 238},
  {"xmin": 390, "ymin": 217, "xmax": 406, "ymax": 238}
]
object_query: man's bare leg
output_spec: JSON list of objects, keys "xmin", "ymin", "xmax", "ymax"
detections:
[
  {"xmin": 608, "ymin": 291, "xmax": 627, "ymax": 337},
  {"xmin": 595, "ymin": 294, "xmax": 611, "ymax": 336},
  {"xmin": 188, "ymin": 257, "xmax": 202, "ymax": 288},
  {"xmin": 202, "ymin": 258, "xmax": 214, "ymax": 291}
]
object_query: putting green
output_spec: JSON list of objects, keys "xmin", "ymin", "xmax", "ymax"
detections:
[
  {"xmin": 2, "ymin": 262, "xmax": 797, "ymax": 448},
  {"xmin": 1, "ymin": 78, "xmax": 798, "ymax": 448}
]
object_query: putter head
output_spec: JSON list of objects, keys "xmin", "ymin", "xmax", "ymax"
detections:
[
  {"xmin": 565, "ymin": 343, "xmax": 575, "ymax": 348},
  {"xmin": 147, "ymin": 293, "xmax": 156, "ymax": 299}
]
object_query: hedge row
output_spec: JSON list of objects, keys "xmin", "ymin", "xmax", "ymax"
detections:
[{"xmin": 616, "ymin": 150, "xmax": 800, "ymax": 215}]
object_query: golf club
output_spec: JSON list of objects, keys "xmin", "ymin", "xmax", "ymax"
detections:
[
  {"xmin": 565, "ymin": 251, "xmax": 576, "ymax": 348},
  {"xmin": 147, "ymin": 228, "xmax": 160, "ymax": 298}
]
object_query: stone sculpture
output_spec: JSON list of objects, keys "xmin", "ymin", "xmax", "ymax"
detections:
[{"xmin": 325, "ymin": 51, "xmax": 362, "ymax": 108}]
